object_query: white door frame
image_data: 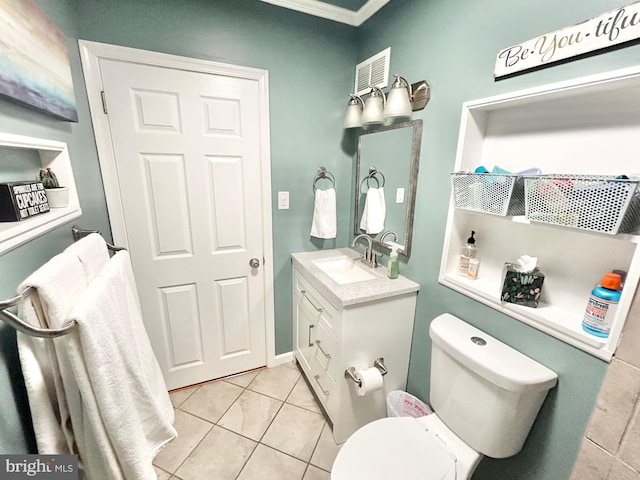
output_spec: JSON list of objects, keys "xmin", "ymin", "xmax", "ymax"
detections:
[{"xmin": 78, "ymin": 40, "xmax": 278, "ymax": 368}]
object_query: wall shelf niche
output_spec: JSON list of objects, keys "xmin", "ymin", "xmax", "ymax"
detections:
[
  {"xmin": 0, "ymin": 133, "xmax": 81, "ymax": 255},
  {"xmin": 439, "ymin": 66, "xmax": 640, "ymax": 361}
]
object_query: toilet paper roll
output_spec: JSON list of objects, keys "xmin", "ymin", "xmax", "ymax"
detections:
[{"xmin": 355, "ymin": 367, "xmax": 384, "ymax": 397}]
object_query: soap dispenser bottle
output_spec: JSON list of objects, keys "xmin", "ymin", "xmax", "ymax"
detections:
[
  {"xmin": 457, "ymin": 231, "xmax": 478, "ymax": 276},
  {"xmin": 388, "ymin": 245, "xmax": 399, "ymax": 279}
]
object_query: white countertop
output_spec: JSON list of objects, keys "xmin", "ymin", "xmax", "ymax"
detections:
[{"xmin": 291, "ymin": 247, "xmax": 420, "ymax": 309}]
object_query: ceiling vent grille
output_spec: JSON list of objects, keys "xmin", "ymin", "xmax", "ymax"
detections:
[{"xmin": 354, "ymin": 47, "xmax": 390, "ymax": 96}]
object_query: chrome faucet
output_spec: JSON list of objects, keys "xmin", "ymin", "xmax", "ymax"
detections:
[
  {"xmin": 380, "ymin": 230, "xmax": 399, "ymax": 246},
  {"xmin": 352, "ymin": 234, "xmax": 381, "ymax": 268}
]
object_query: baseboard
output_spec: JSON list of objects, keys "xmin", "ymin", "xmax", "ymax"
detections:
[{"xmin": 268, "ymin": 351, "xmax": 294, "ymax": 367}]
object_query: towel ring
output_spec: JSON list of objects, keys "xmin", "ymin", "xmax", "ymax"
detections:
[
  {"xmin": 313, "ymin": 167, "xmax": 336, "ymax": 192},
  {"xmin": 360, "ymin": 167, "xmax": 386, "ymax": 192}
]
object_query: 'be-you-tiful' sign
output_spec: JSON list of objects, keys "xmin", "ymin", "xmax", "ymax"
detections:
[{"xmin": 495, "ymin": 2, "xmax": 640, "ymax": 78}]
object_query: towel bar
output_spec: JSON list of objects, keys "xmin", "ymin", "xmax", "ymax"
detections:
[
  {"xmin": 72, "ymin": 225, "xmax": 124, "ymax": 252},
  {"xmin": 0, "ymin": 225, "xmax": 125, "ymax": 338},
  {"xmin": 0, "ymin": 288, "xmax": 76, "ymax": 338}
]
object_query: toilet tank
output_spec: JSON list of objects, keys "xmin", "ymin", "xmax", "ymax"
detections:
[{"xmin": 429, "ymin": 314, "xmax": 557, "ymax": 459}]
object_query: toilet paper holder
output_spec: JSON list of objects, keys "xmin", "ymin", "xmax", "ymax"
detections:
[{"xmin": 344, "ymin": 358, "xmax": 388, "ymax": 387}]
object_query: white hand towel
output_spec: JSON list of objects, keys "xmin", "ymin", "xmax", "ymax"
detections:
[
  {"xmin": 64, "ymin": 232, "xmax": 110, "ymax": 283},
  {"xmin": 16, "ymin": 252, "xmax": 87, "ymax": 455},
  {"xmin": 310, "ymin": 187, "xmax": 337, "ymax": 239},
  {"xmin": 359, "ymin": 187, "xmax": 386, "ymax": 234},
  {"xmin": 60, "ymin": 251, "xmax": 176, "ymax": 480}
]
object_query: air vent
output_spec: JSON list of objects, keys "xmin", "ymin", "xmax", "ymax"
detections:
[{"xmin": 354, "ymin": 47, "xmax": 390, "ymax": 96}]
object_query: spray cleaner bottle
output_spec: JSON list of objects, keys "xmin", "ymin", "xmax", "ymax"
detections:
[
  {"xmin": 388, "ymin": 245, "xmax": 399, "ymax": 279},
  {"xmin": 582, "ymin": 272, "xmax": 622, "ymax": 338}
]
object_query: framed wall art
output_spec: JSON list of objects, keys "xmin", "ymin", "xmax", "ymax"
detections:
[{"xmin": 0, "ymin": 0, "xmax": 78, "ymax": 121}]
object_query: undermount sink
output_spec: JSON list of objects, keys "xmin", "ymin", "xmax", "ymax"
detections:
[{"xmin": 313, "ymin": 256, "xmax": 376, "ymax": 284}]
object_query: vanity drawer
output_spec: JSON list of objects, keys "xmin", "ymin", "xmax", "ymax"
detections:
[
  {"xmin": 298, "ymin": 291, "xmax": 322, "ymax": 324},
  {"xmin": 314, "ymin": 317, "xmax": 338, "ymax": 376},
  {"xmin": 310, "ymin": 353, "xmax": 336, "ymax": 406},
  {"xmin": 294, "ymin": 269, "xmax": 340, "ymax": 330},
  {"xmin": 294, "ymin": 298, "xmax": 317, "ymax": 373}
]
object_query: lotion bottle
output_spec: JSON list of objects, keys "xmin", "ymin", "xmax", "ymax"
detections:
[
  {"xmin": 457, "ymin": 231, "xmax": 477, "ymax": 276},
  {"xmin": 388, "ymin": 246, "xmax": 399, "ymax": 279}
]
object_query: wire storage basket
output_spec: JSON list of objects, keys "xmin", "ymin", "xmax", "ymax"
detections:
[
  {"xmin": 524, "ymin": 175, "xmax": 640, "ymax": 234},
  {"xmin": 450, "ymin": 173, "xmax": 526, "ymax": 216}
]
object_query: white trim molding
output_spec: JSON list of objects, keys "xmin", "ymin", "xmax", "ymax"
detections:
[
  {"xmin": 259, "ymin": 0, "xmax": 389, "ymax": 26},
  {"xmin": 269, "ymin": 351, "xmax": 295, "ymax": 367}
]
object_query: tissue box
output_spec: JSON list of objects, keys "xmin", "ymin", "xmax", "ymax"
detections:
[{"xmin": 501, "ymin": 263, "xmax": 545, "ymax": 308}]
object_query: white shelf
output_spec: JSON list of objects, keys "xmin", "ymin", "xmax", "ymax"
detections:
[
  {"xmin": 440, "ymin": 66, "xmax": 640, "ymax": 362},
  {"xmin": 0, "ymin": 133, "xmax": 81, "ymax": 255},
  {"xmin": 475, "ymin": 214, "xmax": 640, "ymax": 244},
  {"xmin": 440, "ymin": 273, "xmax": 608, "ymax": 359}
]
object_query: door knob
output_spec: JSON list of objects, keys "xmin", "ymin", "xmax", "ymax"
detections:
[{"xmin": 249, "ymin": 258, "xmax": 261, "ymax": 268}]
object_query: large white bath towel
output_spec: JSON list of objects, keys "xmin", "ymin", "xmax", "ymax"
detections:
[
  {"xmin": 61, "ymin": 251, "xmax": 176, "ymax": 480},
  {"xmin": 16, "ymin": 252, "xmax": 87, "ymax": 455},
  {"xmin": 310, "ymin": 187, "xmax": 337, "ymax": 239},
  {"xmin": 359, "ymin": 187, "xmax": 386, "ymax": 234},
  {"xmin": 64, "ymin": 233, "xmax": 110, "ymax": 283}
]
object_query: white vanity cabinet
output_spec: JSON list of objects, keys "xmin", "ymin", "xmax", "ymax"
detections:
[
  {"xmin": 439, "ymin": 66, "xmax": 640, "ymax": 362},
  {"xmin": 291, "ymin": 248, "xmax": 419, "ymax": 443}
]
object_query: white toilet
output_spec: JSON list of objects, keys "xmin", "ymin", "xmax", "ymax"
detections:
[{"xmin": 331, "ymin": 313, "xmax": 558, "ymax": 480}]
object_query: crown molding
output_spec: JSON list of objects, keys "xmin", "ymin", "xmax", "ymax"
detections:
[
  {"xmin": 355, "ymin": 0, "xmax": 389, "ymax": 26},
  {"xmin": 259, "ymin": 0, "xmax": 389, "ymax": 26}
]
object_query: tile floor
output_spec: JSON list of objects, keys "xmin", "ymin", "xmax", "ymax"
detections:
[{"xmin": 153, "ymin": 362, "xmax": 342, "ymax": 480}]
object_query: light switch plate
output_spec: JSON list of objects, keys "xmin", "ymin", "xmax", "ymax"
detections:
[
  {"xmin": 278, "ymin": 191, "xmax": 289, "ymax": 209},
  {"xmin": 395, "ymin": 188, "xmax": 405, "ymax": 204}
]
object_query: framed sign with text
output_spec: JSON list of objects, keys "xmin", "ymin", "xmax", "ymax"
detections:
[
  {"xmin": 495, "ymin": 2, "xmax": 640, "ymax": 78},
  {"xmin": 0, "ymin": 181, "xmax": 50, "ymax": 222}
]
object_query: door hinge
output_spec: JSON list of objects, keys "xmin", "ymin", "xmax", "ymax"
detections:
[{"xmin": 100, "ymin": 90, "xmax": 108, "ymax": 114}]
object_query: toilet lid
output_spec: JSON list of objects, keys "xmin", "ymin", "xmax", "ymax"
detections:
[{"xmin": 332, "ymin": 417, "xmax": 457, "ymax": 480}]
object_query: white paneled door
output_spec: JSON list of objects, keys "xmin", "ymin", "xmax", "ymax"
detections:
[{"xmin": 93, "ymin": 53, "xmax": 270, "ymax": 390}]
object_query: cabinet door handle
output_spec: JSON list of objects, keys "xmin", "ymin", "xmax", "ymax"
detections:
[
  {"xmin": 315, "ymin": 340, "xmax": 331, "ymax": 359},
  {"xmin": 308, "ymin": 324, "xmax": 315, "ymax": 347},
  {"xmin": 300, "ymin": 290, "xmax": 322, "ymax": 312},
  {"xmin": 314, "ymin": 374, "xmax": 330, "ymax": 396}
]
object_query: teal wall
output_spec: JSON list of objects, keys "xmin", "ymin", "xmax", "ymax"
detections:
[
  {"xmin": 0, "ymin": 0, "xmax": 356, "ymax": 454},
  {"xmin": 74, "ymin": 0, "xmax": 358, "ymax": 355},
  {"xmin": 358, "ymin": 1, "xmax": 639, "ymax": 479},
  {"xmin": 0, "ymin": 0, "xmax": 636, "ymax": 478},
  {"xmin": 0, "ymin": 0, "xmax": 111, "ymax": 453}
]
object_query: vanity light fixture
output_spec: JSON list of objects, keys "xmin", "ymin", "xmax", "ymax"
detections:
[
  {"xmin": 344, "ymin": 94, "xmax": 364, "ymax": 129},
  {"xmin": 384, "ymin": 75, "xmax": 413, "ymax": 119},
  {"xmin": 360, "ymin": 86, "xmax": 386, "ymax": 125},
  {"xmin": 385, "ymin": 75, "xmax": 431, "ymax": 117},
  {"xmin": 343, "ymin": 76, "xmax": 431, "ymax": 129}
]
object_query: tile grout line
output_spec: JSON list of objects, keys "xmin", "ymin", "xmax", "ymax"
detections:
[
  {"xmin": 167, "ymin": 379, "xmax": 249, "ymax": 479},
  {"xmin": 165, "ymin": 365, "xmax": 332, "ymax": 480},
  {"xmin": 233, "ymin": 367, "xmax": 300, "ymax": 480},
  {"xmin": 233, "ymin": 374, "xmax": 282, "ymax": 480},
  {"xmin": 240, "ymin": 367, "xmax": 323, "ymax": 479}
]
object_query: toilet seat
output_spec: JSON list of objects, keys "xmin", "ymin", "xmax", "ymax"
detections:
[{"xmin": 331, "ymin": 416, "xmax": 458, "ymax": 480}]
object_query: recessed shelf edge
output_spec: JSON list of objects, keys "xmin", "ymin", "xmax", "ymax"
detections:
[
  {"xmin": 0, "ymin": 132, "xmax": 82, "ymax": 256},
  {"xmin": 440, "ymin": 273, "xmax": 612, "ymax": 362}
]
